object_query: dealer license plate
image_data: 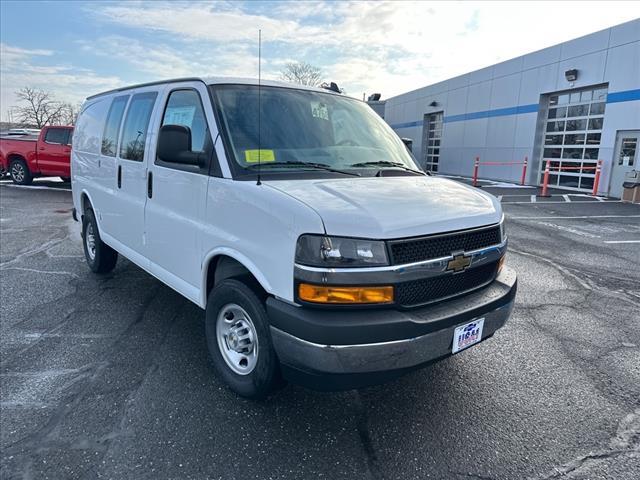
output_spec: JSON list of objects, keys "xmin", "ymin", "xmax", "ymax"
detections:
[{"xmin": 452, "ymin": 318, "xmax": 485, "ymax": 353}]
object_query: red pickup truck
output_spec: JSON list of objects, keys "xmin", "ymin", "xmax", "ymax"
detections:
[{"xmin": 0, "ymin": 126, "xmax": 73, "ymax": 185}]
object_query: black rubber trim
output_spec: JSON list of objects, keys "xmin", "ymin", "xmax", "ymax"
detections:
[{"xmin": 266, "ymin": 268, "xmax": 516, "ymax": 345}]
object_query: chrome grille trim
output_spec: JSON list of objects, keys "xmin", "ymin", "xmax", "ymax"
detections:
[{"xmin": 294, "ymin": 239, "xmax": 506, "ymax": 285}]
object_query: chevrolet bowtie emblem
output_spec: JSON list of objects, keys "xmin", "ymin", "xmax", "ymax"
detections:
[{"xmin": 447, "ymin": 253, "xmax": 472, "ymax": 273}]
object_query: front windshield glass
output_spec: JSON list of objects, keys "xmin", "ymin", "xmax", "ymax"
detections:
[{"xmin": 211, "ymin": 84, "xmax": 420, "ymax": 176}]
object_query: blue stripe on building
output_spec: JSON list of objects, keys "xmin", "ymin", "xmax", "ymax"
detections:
[
  {"xmin": 606, "ymin": 88, "xmax": 640, "ymax": 104},
  {"xmin": 389, "ymin": 120, "xmax": 423, "ymax": 129},
  {"xmin": 389, "ymin": 88, "xmax": 640, "ymax": 129}
]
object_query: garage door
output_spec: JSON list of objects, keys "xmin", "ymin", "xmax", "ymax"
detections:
[
  {"xmin": 540, "ymin": 86, "xmax": 607, "ymax": 191},
  {"xmin": 422, "ymin": 112, "xmax": 443, "ymax": 172}
]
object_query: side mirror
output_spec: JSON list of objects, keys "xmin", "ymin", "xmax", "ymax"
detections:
[{"xmin": 157, "ymin": 124, "xmax": 202, "ymax": 166}]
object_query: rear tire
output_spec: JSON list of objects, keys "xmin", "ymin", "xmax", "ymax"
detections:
[
  {"xmin": 205, "ymin": 279, "xmax": 281, "ymax": 399},
  {"xmin": 9, "ymin": 159, "xmax": 32, "ymax": 185},
  {"xmin": 82, "ymin": 208, "xmax": 118, "ymax": 274}
]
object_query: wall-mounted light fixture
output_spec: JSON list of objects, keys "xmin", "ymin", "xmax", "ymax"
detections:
[
  {"xmin": 429, "ymin": 101, "xmax": 438, "ymax": 107},
  {"xmin": 565, "ymin": 69, "xmax": 578, "ymax": 82}
]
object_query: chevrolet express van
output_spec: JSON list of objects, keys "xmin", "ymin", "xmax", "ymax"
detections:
[{"xmin": 72, "ymin": 78, "xmax": 517, "ymax": 398}]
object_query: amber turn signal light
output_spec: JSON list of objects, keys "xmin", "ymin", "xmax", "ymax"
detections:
[
  {"xmin": 298, "ymin": 284, "xmax": 394, "ymax": 304},
  {"xmin": 497, "ymin": 254, "xmax": 506, "ymax": 273}
]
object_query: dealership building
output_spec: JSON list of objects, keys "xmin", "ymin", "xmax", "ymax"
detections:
[{"xmin": 383, "ymin": 19, "xmax": 639, "ymax": 198}]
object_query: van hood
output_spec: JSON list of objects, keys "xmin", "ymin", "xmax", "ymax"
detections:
[{"xmin": 265, "ymin": 176, "xmax": 502, "ymax": 239}]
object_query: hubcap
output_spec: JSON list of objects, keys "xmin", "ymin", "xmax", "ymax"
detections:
[
  {"xmin": 216, "ymin": 304, "xmax": 258, "ymax": 375},
  {"xmin": 11, "ymin": 163, "xmax": 25, "ymax": 182},
  {"xmin": 85, "ymin": 223, "xmax": 96, "ymax": 260}
]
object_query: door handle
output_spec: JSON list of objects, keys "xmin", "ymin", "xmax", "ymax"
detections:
[
  {"xmin": 147, "ymin": 171, "xmax": 153, "ymax": 198},
  {"xmin": 117, "ymin": 165, "xmax": 122, "ymax": 188}
]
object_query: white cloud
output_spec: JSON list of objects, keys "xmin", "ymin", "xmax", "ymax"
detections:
[
  {"xmin": 1, "ymin": 1, "xmax": 636, "ymax": 119},
  {"xmin": 0, "ymin": 43, "xmax": 122, "ymax": 120},
  {"xmin": 91, "ymin": 1, "xmax": 637, "ymax": 100},
  {"xmin": 0, "ymin": 44, "xmax": 53, "ymax": 66},
  {"xmin": 95, "ymin": 2, "xmax": 319, "ymax": 44}
]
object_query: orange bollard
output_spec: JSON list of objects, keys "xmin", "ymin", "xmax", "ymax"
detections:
[
  {"xmin": 472, "ymin": 156, "xmax": 480, "ymax": 187},
  {"xmin": 539, "ymin": 159, "xmax": 551, "ymax": 197},
  {"xmin": 520, "ymin": 156, "xmax": 528, "ymax": 186},
  {"xmin": 592, "ymin": 159, "xmax": 602, "ymax": 196}
]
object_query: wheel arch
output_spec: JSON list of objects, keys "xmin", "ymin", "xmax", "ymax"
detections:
[
  {"xmin": 202, "ymin": 249, "xmax": 273, "ymax": 307},
  {"xmin": 7, "ymin": 153, "xmax": 27, "ymax": 164},
  {"xmin": 77, "ymin": 189, "xmax": 105, "ymax": 233}
]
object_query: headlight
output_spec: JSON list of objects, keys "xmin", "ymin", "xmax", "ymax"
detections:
[{"xmin": 295, "ymin": 235, "xmax": 389, "ymax": 267}]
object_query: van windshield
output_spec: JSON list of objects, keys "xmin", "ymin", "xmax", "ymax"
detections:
[{"xmin": 210, "ymin": 85, "xmax": 420, "ymax": 177}]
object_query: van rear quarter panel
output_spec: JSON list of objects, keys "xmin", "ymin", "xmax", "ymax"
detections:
[{"xmin": 72, "ymin": 97, "xmax": 113, "ymax": 228}]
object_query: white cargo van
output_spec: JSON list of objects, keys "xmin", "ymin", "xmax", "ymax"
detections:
[{"xmin": 71, "ymin": 78, "xmax": 516, "ymax": 398}]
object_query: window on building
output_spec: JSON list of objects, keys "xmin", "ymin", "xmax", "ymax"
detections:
[
  {"xmin": 421, "ymin": 112, "xmax": 443, "ymax": 172},
  {"xmin": 540, "ymin": 86, "xmax": 607, "ymax": 191}
]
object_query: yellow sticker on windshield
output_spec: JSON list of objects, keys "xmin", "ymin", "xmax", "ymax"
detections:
[
  {"xmin": 244, "ymin": 149, "xmax": 275, "ymax": 163},
  {"xmin": 311, "ymin": 102, "xmax": 329, "ymax": 120}
]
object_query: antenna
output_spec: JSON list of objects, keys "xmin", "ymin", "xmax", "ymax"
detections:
[{"xmin": 256, "ymin": 29, "xmax": 262, "ymax": 186}]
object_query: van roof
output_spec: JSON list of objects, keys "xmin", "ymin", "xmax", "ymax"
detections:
[{"xmin": 86, "ymin": 76, "xmax": 341, "ymax": 101}]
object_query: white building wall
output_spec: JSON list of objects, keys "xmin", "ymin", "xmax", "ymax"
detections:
[{"xmin": 385, "ymin": 19, "xmax": 640, "ymax": 193}]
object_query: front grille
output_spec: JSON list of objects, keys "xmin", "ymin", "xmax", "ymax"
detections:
[
  {"xmin": 395, "ymin": 261, "xmax": 499, "ymax": 307},
  {"xmin": 389, "ymin": 226, "xmax": 501, "ymax": 265}
]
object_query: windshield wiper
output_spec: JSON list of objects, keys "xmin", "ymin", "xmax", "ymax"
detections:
[
  {"xmin": 246, "ymin": 161, "xmax": 360, "ymax": 176},
  {"xmin": 348, "ymin": 161, "xmax": 425, "ymax": 175}
]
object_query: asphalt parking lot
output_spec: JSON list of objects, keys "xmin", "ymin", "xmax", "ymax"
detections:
[{"xmin": 1, "ymin": 178, "xmax": 639, "ymax": 480}]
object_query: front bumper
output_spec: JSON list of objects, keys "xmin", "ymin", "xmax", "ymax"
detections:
[{"xmin": 267, "ymin": 266, "xmax": 516, "ymax": 389}]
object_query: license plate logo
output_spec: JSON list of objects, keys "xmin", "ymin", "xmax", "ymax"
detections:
[{"xmin": 452, "ymin": 318, "xmax": 485, "ymax": 353}]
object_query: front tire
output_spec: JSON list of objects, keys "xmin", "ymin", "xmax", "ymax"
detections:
[
  {"xmin": 82, "ymin": 208, "xmax": 118, "ymax": 274},
  {"xmin": 205, "ymin": 279, "xmax": 281, "ymax": 399},
  {"xmin": 9, "ymin": 159, "xmax": 32, "ymax": 185}
]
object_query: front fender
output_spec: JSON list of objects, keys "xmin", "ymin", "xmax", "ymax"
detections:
[{"xmin": 200, "ymin": 247, "xmax": 274, "ymax": 308}]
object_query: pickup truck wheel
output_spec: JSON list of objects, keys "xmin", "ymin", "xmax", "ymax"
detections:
[
  {"xmin": 205, "ymin": 279, "xmax": 281, "ymax": 399},
  {"xmin": 82, "ymin": 208, "xmax": 118, "ymax": 274},
  {"xmin": 9, "ymin": 159, "xmax": 32, "ymax": 185}
]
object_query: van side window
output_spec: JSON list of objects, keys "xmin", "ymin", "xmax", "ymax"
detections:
[
  {"xmin": 161, "ymin": 89, "xmax": 210, "ymax": 152},
  {"xmin": 101, "ymin": 95, "xmax": 129, "ymax": 156},
  {"xmin": 44, "ymin": 128, "xmax": 68, "ymax": 145},
  {"xmin": 119, "ymin": 92, "xmax": 158, "ymax": 161}
]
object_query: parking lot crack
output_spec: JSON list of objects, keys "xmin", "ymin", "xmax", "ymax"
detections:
[
  {"xmin": 528, "ymin": 409, "xmax": 640, "ymax": 479},
  {"xmin": 86, "ymin": 303, "xmax": 184, "ymax": 476},
  {"xmin": 452, "ymin": 472, "xmax": 495, "ymax": 480},
  {"xmin": 1, "ymin": 361, "xmax": 110, "ymax": 454},
  {"xmin": 349, "ymin": 391, "xmax": 382, "ymax": 480},
  {"xmin": 509, "ymin": 248, "xmax": 592, "ymax": 291}
]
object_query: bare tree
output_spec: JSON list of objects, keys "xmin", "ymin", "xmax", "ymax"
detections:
[
  {"xmin": 14, "ymin": 87, "xmax": 66, "ymax": 128},
  {"xmin": 280, "ymin": 62, "xmax": 323, "ymax": 86},
  {"xmin": 58, "ymin": 102, "xmax": 82, "ymax": 126}
]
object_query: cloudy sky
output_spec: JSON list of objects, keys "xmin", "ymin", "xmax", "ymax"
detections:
[{"xmin": 0, "ymin": 1, "xmax": 636, "ymax": 119}]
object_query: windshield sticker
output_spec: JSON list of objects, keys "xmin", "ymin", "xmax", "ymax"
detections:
[
  {"xmin": 244, "ymin": 149, "xmax": 275, "ymax": 163},
  {"xmin": 164, "ymin": 106, "xmax": 196, "ymax": 126},
  {"xmin": 311, "ymin": 102, "xmax": 329, "ymax": 121}
]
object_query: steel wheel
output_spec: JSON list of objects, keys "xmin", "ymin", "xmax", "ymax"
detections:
[
  {"xmin": 11, "ymin": 162, "xmax": 25, "ymax": 183},
  {"xmin": 85, "ymin": 222, "xmax": 96, "ymax": 261},
  {"xmin": 216, "ymin": 303, "xmax": 259, "ymax": 375}
]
